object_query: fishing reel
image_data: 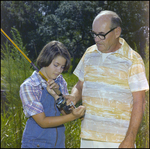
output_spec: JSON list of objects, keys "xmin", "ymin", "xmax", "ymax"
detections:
[{"xmin": 55, "ymin": 96, "xmax": 76, "ymax": 114}]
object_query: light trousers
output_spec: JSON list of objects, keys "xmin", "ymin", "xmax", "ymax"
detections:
[{"xmin": 80, "ymin": 139, "xmax": 136, "ymax": 148}]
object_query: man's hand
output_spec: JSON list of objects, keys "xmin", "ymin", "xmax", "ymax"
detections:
[
  {"xmin": 46, "ymin": 79, "xmax": 59, "ymax": 100},
  {"xmin": 64, "ymin": 80, "xmax": 83, "ymax": 106}
]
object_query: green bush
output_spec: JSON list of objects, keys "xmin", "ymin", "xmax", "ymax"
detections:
[
  {"xmin": 62, "ymin": 73, "xmax": 82, "ymax": 148},
  {"xmin": 135, "ymin": 44, "xmax": 149, "ymax": 148},
  {"xmin": 1, "ymin": 28, "xmax": 33, "ymax": 148}
]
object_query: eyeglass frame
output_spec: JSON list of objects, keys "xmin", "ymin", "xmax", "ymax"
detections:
[{"xmin": 91, "ymin": 27, "xmax": 118, "ymax": 40}]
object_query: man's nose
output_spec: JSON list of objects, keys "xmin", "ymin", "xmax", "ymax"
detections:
[{"xmin": 95, "ymin": 36, "xmax": 101, "ymax": 42}]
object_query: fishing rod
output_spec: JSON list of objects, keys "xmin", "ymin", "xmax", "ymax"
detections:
[
  {"xmin": 1, "ymin": 28, "xmax": 76, "ymax": 111},
  {"xmin": 1, "ymin": 29, "xmax": 76, "ymax": 113},
  {"xmin": 1, "ymin": 28, "xmax": 62, "ymax": 95}
]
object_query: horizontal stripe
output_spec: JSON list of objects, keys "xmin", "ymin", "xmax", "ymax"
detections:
[
  {"xmin": 81, "ymin": 139, "xmax": 121, "ymax": 148},
  {"xmin": 80, "ymin": 130, "xmax": 124, "ymax": 143},
  {"xmin": 82, "ymin": 96, "xmax": 132, "ymax": 112},
  {"xmin": 82, "ymin": 88, "xmax": 133, "ymax": 103},
  {"xmin": 81, "ymin": 119, "xmax": 128, "ymax": 135},
  {"xmin": 83, "ymin": 81, "xmax": 131, "ymax": 93},
  {"xmin": 84, "ymin": 66, "xmax": 129, "ymax": 88},
  {"xmin": 83, "ymin": 114, "xmax": 129, "ymax": 127},
  {"xmin": 82, "ymin": 100, "xmax": 131, "ymax": 120},
  {"xmin": 85, "ymin": 65, "xmax": 128, "ymax": 79}
]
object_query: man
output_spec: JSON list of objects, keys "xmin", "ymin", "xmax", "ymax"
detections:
[{"xmin": 65, "ymin": 10, "xmax": 149, "ymax": 148}]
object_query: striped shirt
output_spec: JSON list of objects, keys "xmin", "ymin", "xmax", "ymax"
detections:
[
  {"xmin": 73, "ymin": 37, "xmax": 149, "ymax": 143},
  {"xmin": 20, "ymin": 71, "xmax": 68, "ymax": 118}
]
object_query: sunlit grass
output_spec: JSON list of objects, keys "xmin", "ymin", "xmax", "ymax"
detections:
[
  {"xmin": 62, "ymin": 72, "xmax": 81, "ymax": 148},
  {"xmin": 136, "ymin": 44, "xmax": 149, "ymax": 148}
]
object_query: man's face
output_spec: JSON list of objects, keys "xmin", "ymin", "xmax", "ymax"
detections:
[{"xmin": 92, "ymin": 16, "xmax": 117, "ymax": 53}]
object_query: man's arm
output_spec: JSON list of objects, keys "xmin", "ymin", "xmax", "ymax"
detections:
[
  {"xmin": 119, "ymin": 90, "xmax": 146, "ymax": 148},
  {"xmin": 71, "ymin": 80, "xmax": 83, "ymax": 103},
  {"xmin": 64, "ymin": 80, "xmax": 83, "ymax": 106}
]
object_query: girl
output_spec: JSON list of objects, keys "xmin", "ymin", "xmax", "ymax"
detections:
[{"xmin": 20, "ymin": 41, "xmax": 85, "ymax": 148}]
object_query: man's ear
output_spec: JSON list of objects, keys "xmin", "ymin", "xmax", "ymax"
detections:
[{"xmin": 115, "ymin": 27, "xmax": 121, "ymax": 38}]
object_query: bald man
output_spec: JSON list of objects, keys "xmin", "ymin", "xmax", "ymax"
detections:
[{"xmin": 65, "ymin": 10, "xmax": 149, "ymax": 148}]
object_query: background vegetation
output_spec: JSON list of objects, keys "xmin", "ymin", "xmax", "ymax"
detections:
[
  {"xmin": 1, "ymin": 1, "xmax": 149, "ymax": 71},
  {"xmin": 1, "ymin": 1, "xmax": 149, "ymax": 148}
]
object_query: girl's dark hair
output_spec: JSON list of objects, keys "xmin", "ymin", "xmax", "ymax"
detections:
[{"xmin": 36, "ymin": 41, "xmax": 71, "ymax": 71}]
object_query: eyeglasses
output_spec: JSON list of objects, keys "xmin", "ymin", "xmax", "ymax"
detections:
[{"xmin": 91, "ymin": 27, "xmax": 117, "ymax": 40}]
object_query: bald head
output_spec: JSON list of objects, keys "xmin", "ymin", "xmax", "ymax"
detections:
[
  {"xmin": 93, "ymin": 10, "xmax": 122, "ymax": 29},
  {"xmin": 92, "ymin": 10, "xmax": 122, "ymax": 53}
]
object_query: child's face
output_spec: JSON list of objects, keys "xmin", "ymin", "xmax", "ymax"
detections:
[{"xmin": 45, "ymin": 55, "xmax": 66, "ymax": 80}]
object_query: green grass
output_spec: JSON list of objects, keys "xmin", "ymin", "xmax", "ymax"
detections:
[
  {"xmin": 62, "ymin": 72, "xmax": 82, "ymax": 148},
  {"xmin": 135, "ymin": 44, "xmax": 149, "ymax": 148},
  {"xmin": 1, "ymin": 28, "xmax": 32, "ymax": 148}
]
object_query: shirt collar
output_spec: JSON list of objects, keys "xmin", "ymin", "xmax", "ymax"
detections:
[
  {"xmin": 30, "ymin": 71, "xmax": 46, "ymax": 86},
  {"xmin": 93, "ymin": 37, "xmax": 128, "ymax": 55}
]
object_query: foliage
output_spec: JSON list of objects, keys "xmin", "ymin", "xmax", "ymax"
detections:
[
  {"xmin": 1, "ymin": 1, "xmax": 149, "ymax": 70},
  {"xmin": 1, "ymin": 28, "xmax": 33, "ymax": 148},
  {"xmin": 64, "ymin": 118, "xmax": 81, "ymax": 148},
  {"xmin": 62, "ymin": 69, "xmax": 82, "ymax": 148},
  {"xmin": 1, "ymin": 1, "xmax": 62, "ymax": 60},
  {"xmin": 135, "ymin": 44, "xmax": 149, "ymax": 148}
]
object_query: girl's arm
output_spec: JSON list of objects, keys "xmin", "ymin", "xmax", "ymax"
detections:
[
  {"xmin": 32, "ymin": 79, "xmax": 85, "ymax": 128},
  {"xmin": 46, "ymin": 79, "xmax": 71, "ymax": 115},
  {"xmin": 32, "ymin": 105, "xmax": 85, "ymax": 128}
]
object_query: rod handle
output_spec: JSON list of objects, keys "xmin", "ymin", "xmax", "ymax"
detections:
[{"xmin": 39, "ymin": 71, "xmax": 62, "ymax": 96}]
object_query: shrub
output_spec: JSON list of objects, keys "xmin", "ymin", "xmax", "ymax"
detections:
[
  {"xmin": 1, "ymin": 28, "xmax": 33, "ymax": 148},
  {"xmin": 135, "ymin": 44, "xmax": 149, "ymax": 148}
]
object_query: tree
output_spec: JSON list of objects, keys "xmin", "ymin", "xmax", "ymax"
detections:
[
  {"xmin": 1, "ymin": 28, "xmax": 33, "ymax": 148},
  {"xmin": 1, "ymin": 1, "xmax": 62, "ymax": 60},
  {"xmin": 39, "ymin": 1, "xmax": 100, "ymax": 72},
  {"xmin": 1, "ymin": 1, "xmax": 149, "ymax": 65}
]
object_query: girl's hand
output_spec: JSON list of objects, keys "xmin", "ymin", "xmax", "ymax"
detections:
[
  {"xmin": 72, "ymin": 105, "xmax": 86, "ymax": 119},
  {"xmin": 46, "ymin": 79, "xmax": 59, "ymax": 100}
]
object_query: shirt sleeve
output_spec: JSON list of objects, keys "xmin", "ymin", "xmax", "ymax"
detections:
[
  {"xmin": 128, "ymin": 53, "xmax": 149, "ymax": 92},
  {"xmin": 58, "ymin": 75, "xmax": 69, "ymax": 95},
  {"xmin": 73, "ymin": 53, "xmax": 85, "ymax": 82},
  {"xmin": 20, "ymin": 82, "xmax": 44, "ymax": 118}
]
